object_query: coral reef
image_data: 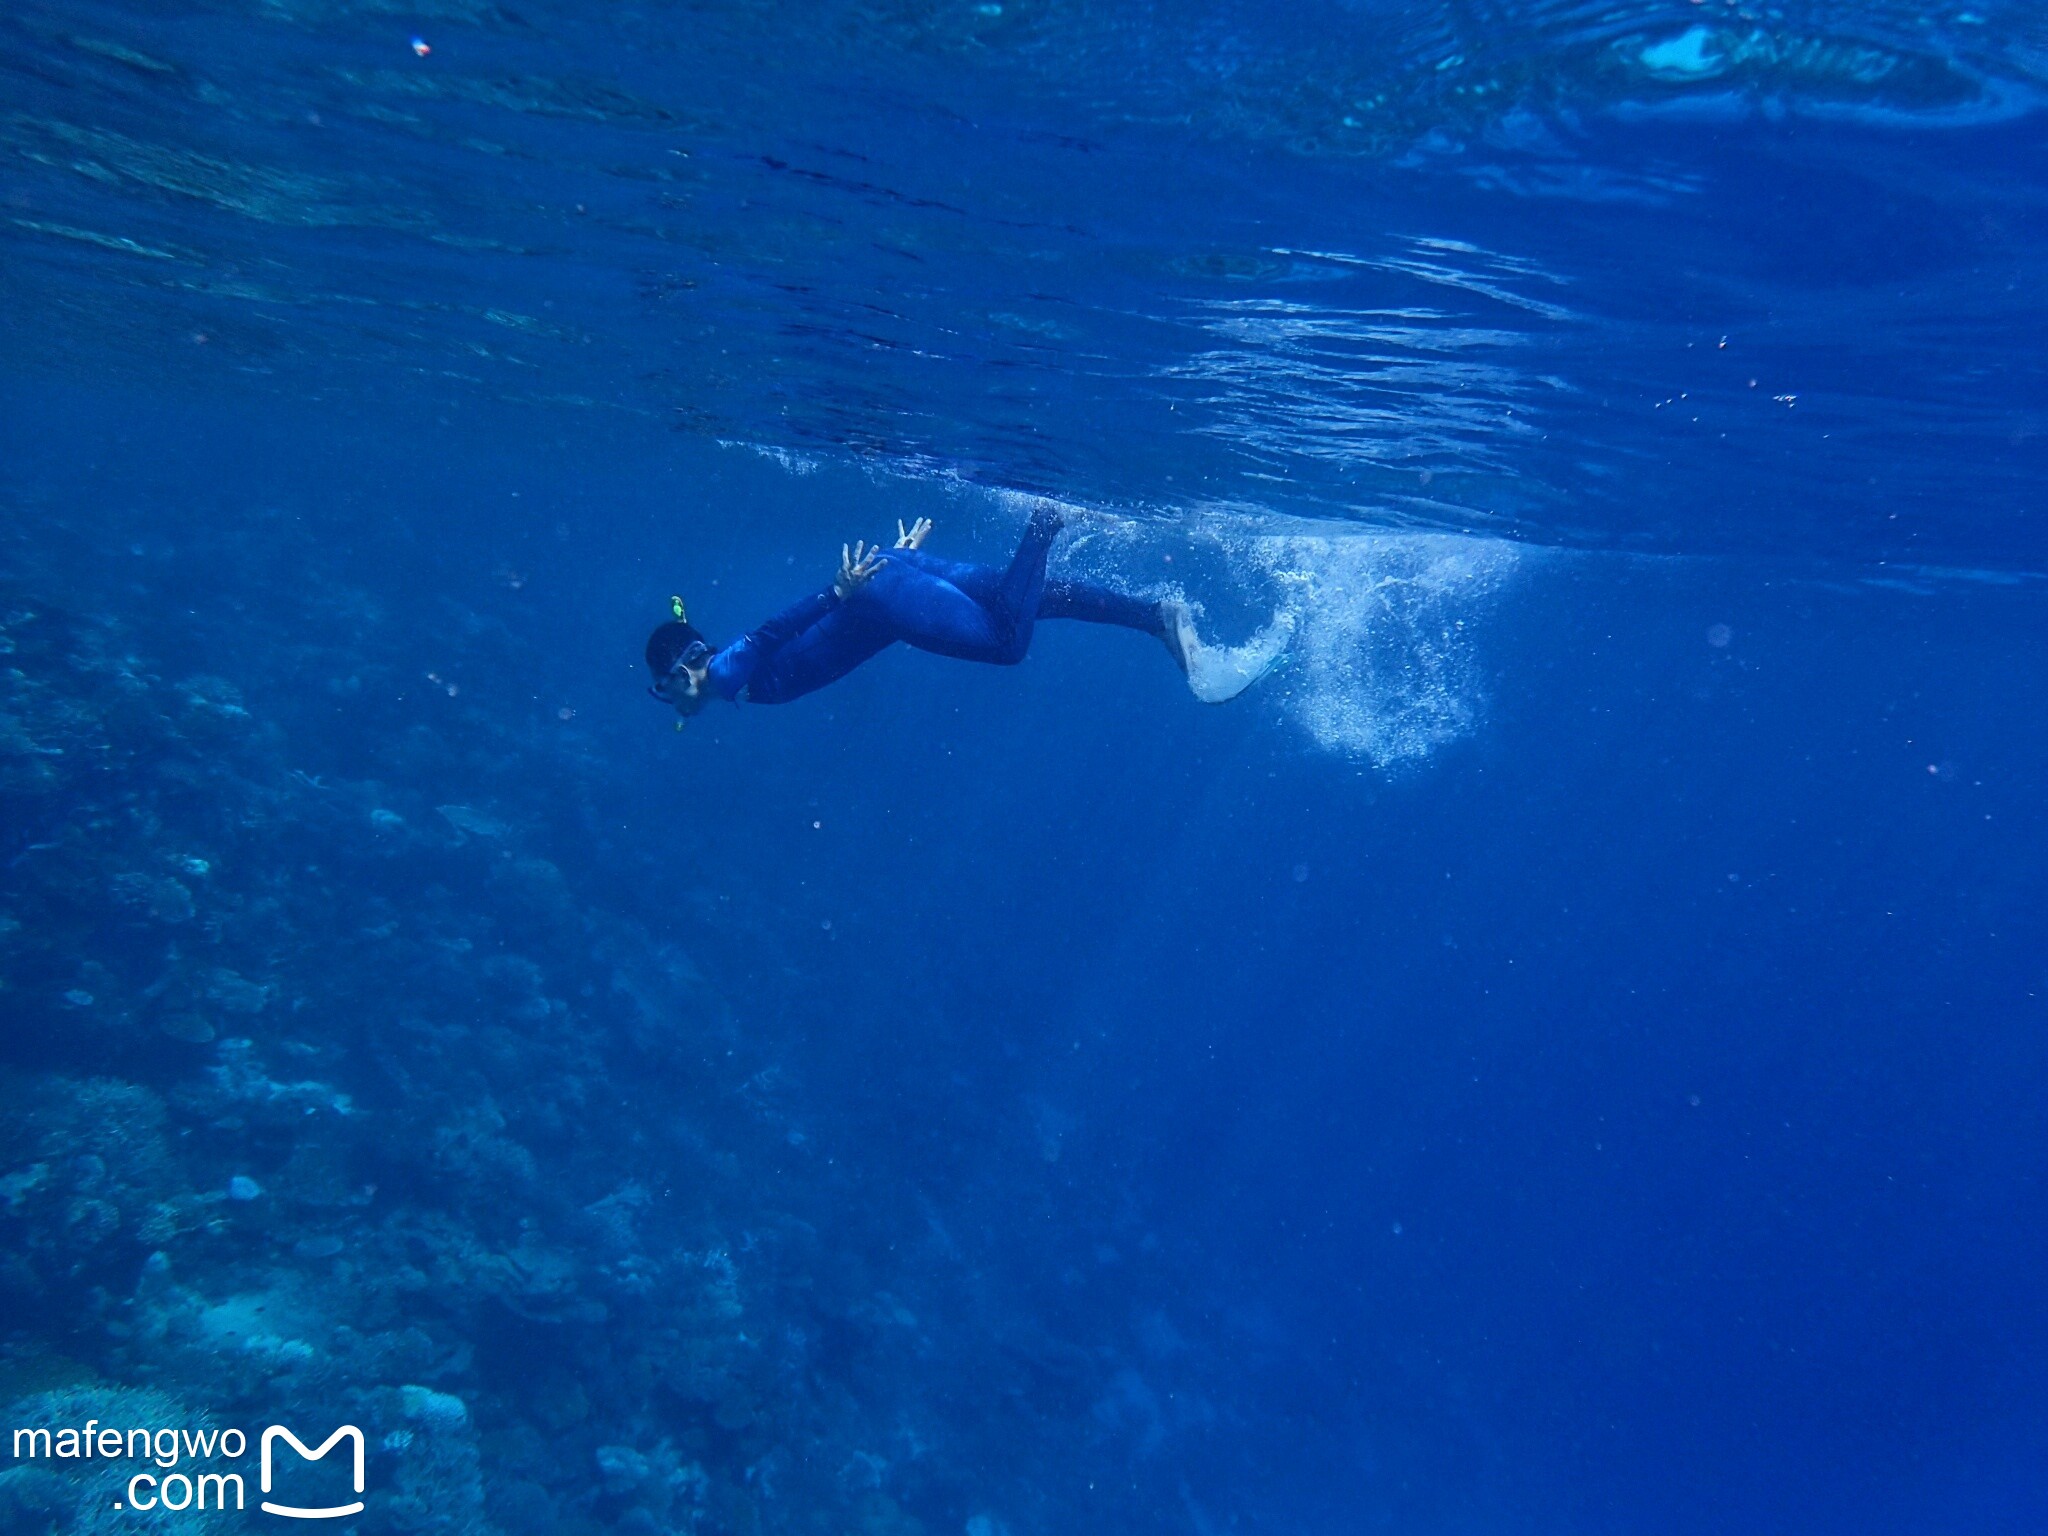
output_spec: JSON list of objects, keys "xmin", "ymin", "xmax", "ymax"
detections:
[{"xmin": 0, "ymin": 529, "xmax": 1227, "ymax": 1536}]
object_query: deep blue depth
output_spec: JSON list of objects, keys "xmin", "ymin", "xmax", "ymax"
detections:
[{"xmin": 3, "ymin": 5, "xmax": 2046, "ymax": 1536}]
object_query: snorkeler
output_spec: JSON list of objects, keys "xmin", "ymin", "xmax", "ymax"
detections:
[{"xmin": 645, "ymin": 503, "xmax": 1290, "ymax": 715}]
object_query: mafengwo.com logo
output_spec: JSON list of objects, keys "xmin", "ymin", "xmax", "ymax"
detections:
[{"xmin": 10, "ymin": 1417, "xmax": 365, "ymax": 1519}]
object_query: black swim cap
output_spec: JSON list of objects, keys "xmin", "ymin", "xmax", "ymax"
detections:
[{"xmin": 646, "ymin": 619, "xmax": 708, "ymax": 676}]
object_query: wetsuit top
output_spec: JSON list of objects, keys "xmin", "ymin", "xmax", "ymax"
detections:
[{"xmin": 703, "ymin": 586, "xmax": 892, "ymax": 705}]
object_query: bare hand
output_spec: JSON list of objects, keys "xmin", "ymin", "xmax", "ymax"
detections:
[
  {"xmin": 834, "ymin": 539, "xmax": 885, "ymax": 598},
  {"xmin": 895, "ymin": 517, "xmax": 932, "ymax": 550}
]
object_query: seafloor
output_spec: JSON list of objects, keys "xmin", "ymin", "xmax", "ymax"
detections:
[{"xmin": 0, "ymin": 449, "xmax": 1208, "ymax": 1536}]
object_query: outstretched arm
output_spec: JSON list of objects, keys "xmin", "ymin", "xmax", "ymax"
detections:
[
  {"xmin": 705, "ymin": 588, "xmax": 838, "ymax": 700},
  {"xmin": 705, "ymin": 539, "xmax": 887, "ymax": 699}
]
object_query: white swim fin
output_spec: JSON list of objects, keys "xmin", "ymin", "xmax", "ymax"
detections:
[{"xmin": 1163, "ymin": 601, "xmax": 1294, "ymax": 704}]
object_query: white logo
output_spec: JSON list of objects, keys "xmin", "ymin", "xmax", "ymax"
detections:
[{"xmin": 259, "ymin": 1426, "xmax": 365, "ymax": 1519}]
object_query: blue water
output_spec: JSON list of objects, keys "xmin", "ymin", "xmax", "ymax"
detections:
[{"xmin": 3, "ymin": 3, "xmax": 2045, "ymax": 1534}]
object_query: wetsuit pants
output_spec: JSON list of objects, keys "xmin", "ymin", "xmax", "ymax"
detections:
[{"xmin": 853, "ymin": 506, "xmax": 1162, "ymax": 665}]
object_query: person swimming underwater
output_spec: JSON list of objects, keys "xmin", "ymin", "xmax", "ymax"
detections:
[{"xmin": 645, "ymin": 503, "xmax": 1291, "ymax": 715}]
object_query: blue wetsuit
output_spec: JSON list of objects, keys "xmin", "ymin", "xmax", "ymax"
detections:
[{"xmin": 704, "ymin": 511, "xmax": 1161, "ymax": 705}]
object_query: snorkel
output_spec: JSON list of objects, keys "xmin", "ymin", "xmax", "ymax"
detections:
[{"xmin": 646, "ymin": 597, "xmax": 713, "ymax": 719}]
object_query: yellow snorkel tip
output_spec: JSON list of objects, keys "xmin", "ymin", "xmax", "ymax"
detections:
[{"xmin": 670, "ymin": 595, "xmax": 688, "ymax": 622}]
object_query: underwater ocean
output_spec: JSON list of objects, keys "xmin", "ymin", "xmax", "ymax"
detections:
[{"xmin": 3, "ymin": 1, "xmax": 2046, "ymax": 1533}]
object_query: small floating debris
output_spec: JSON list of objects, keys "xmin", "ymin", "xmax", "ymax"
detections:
[
  {"xmin": 411, "ymin": 37, "xmax": 431, "ymax": 58},
  {"xmin": 226, "ymin": 1176, "xmax": 264, "ymax": 1202}
]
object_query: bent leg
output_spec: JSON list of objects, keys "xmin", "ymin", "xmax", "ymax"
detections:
[
  {"xmin": 853, "ymin": 561, "xmax": 1006, "ymax": 659},
  {"xmin": 871, "ymin": 524, "xmax": 1285, "ymax": 701},
  {"xmin": 898, "ymin": 547, "xmax": 1158, "ymax": 637},
  {"xmin": 988, "ymin": 503, "xmax": 1062, "ymax": 659},
  {"xmin": 856, "ymin": 505, "xmax": 1062, "ymax": 665},
  {"xmin": 1038, "ymin": 579, "xmax": 1164, "ymax": 637}
]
